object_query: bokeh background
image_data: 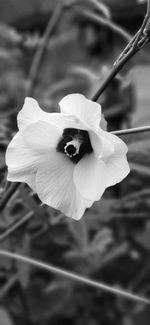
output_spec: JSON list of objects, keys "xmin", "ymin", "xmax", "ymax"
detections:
[{"xmin": 0, "ymin": 0, "xmax": 150, "ymax": 324}]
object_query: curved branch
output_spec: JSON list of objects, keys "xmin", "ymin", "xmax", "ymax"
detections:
[
  {"xmin": 92, "ymin": 0, "xmax": 150, "ymax": 102},
  {"xmin": 27, "ymin": 1, "xmax": 64, "ymax": 96},
  {"xmin": 0, "ymin": 250, "xmax": 149, "ymax": 304}
]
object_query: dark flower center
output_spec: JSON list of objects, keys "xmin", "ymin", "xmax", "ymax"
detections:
[
  {"xmin": 56, "ymin": 128, "xmax": 93, "ymax": 164},
  {"xmin": 65, "ymin": 144, "xmax": 77, "ymax": 156}
]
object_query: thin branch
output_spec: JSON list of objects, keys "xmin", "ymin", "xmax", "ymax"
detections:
[
  {"xmin": 27, "ymin": 0, "xmax": 64, "ymax": 96},
  {"xmin": 92, "ymin": 0, "xmax": 150, "ymax": 102},
  {"xmin": 0, "ymin": 182, "xmax": 20, "ymax": 211},
  {"xmin": 75, "ymin": 9, "xmax": 131, "ymax": 42},
  {"xmin": 133, "ymin": 14, "xmax": 150, "ymax": 48},
  {"xmin": 112, "ymin": 125, "xmax": 150, "ymax": 136},
  {"xmin": 92, "ymin": 47, "xmax": 137, "ymax": 101},
  {"xmin": 0, "ymin": 250, "xmax": 149, "ymax": 304},
  {"xmin": 0, "ymin": 275, "xmax": 18, "ymax": 298},
  {"xmin": 0, "ymin": 212, "xmax": 33, "ymax": 242},
  {"xmin": 148, "ymin": 0, "xmax": 150, "ymax": 13},
  {"xmin": 133, "ymin": 0, "xmax": 150, "ymax": 47}
]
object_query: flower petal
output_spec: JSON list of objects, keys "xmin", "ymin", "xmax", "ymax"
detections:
[
  {"xmin": 6, "ymin": 133, "xmax": 45, "ymax": 189},
  {"xmin": 17, "ymin": 97, "xmax": 89, "ymax": 134},
  {"xmin": 17, "ymin": 97, "xmax": 45, "ymax": 130},
  {"xmin": 59, "ymin": 94, "xmax": 101, "ymax": 129},
  {"xmin": 90, "ymin": 128, "xmax": 127, "ymax": 160},
  {"xmin": 35, "ymin": 151, "xmax": 93, "ymax": 219},
  {"xmin": 89, "ymin": 130, "xmax": 114, "ymax": 158},
  {"xmin": 99, "ymin": 130, "xmax": 128, "ymax": 155},
  {"xmin": 104, "ymin": 154, "xmax": 130, "ymax": 187},
  {"xmin": 74, "ymin": 153, "xmax": 107, "ymax": 201},
  {"xmin": 98, "ymin": 130, "xmax": 130, "ymax": 184},
  {"xmin": 7, "ymin": 167, "xmax": 36, "ymax": 192},
  {"xmin": 74, "ymin": 151, "xmax": 129, "ymax": 202},
  {"xmin": 21, "ymin": 121, "xmax": 61, "ymax": 150}
]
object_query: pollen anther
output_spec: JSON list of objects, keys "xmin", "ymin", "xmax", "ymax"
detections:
[{"xmin": 64, "ymin": 139, "xmax": 81, "ymax": 157}]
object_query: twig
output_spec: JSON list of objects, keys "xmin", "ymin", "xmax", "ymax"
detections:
[
  {"xmin": 92, "ymin": 0, "xmax": 150, "ymax": 102},
  {"xmin": 75, "ymin": 9, "xmax": 131, "ymax": 42},
  {"xmin": 0, "ymin": 250, "xmax": 149, "ymax": 304},
  {"xmin": 133, "ymin": 0, "xmax": 150, "ymax": 47},
  {"xmin": 0, "ymin": 275, "xmax": 18, "ymax": 298},
  {"xmin": 92, "ymin": 46, "xmax": 137, "ymax": 101},
  {"xmin": 112, "ymin": 125, "xmax": 150, "ymax": 136},
  {"xmin": 0, "ymin": 182, "xmax": 20, "ymax": 211},
  {"xmin": 0, "ymin": 212, "xmax": 33, "ymax": 242},
  {"xmin": 130, "ymin": 258, "xmax": 150, "ymax": 291},
  {"xmin": 27, "ymin": 0, "xmax": 64, "ymax": 96},
  {"xmin": 117, "ymin": 0, "xmax": 150, "ymax": 63}
]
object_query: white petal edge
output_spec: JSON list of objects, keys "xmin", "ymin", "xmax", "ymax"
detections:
[
  {"xmin": 17, "ymin": 97, "xmax": 46, "ymax": 130},
  {"xmin": 99, "ymin": 129, "xmax": 128, "ymax": 156},
  {"xmin": 74, "ymin": 152, "xmax": 130, "ymax": 201},
  {"xmin": 99, "ymin": 130, "xmax": 130, "ymax": 185},
  {"xmin": 59, "ymin": 93, "xmax": 101, "ymax": 130},
  {"xmin": 89, "ymin": 130, "xmax": 114, "ymax": 159},
  {"xmin": 7, "ymin": 167, "xmax": 36, "ymax": 192},
  {"xmin": 104, "ymin": 154, "xmax": 130, "ymax": 187},
  {"xmin": 6, "ymin": 132, "xmax": 46, "ymax": 187},
  {"xmin": 17, "ymin": 97, "xmax": 93, "ymax": 134}
]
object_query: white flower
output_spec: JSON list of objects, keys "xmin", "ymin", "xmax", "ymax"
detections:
[{"xmin": 6, "ymin": 94, "xmax": 130, "ymax": 220}]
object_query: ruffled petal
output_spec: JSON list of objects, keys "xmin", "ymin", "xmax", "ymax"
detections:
[
  {"xmin": 21, "ymin": 121, "xmax": 61, "ymax": 150},
  {"xmin": 17, "ymin": 97, "xmax": 46, "ymax": 130},
  {"xmin": 74, "ymin": 153, "xmax": 107, "ymax": 201},
  {"xmin": 98, "ymin": 130, "xmax": 130, "ymax": 184},
  {"xmin": 104, "ymin": 154, "xmax": 130, "ymax": 187},
  {"xmin": 35, "ymin": 150, "xmax": 93, "ymax": 219},
  {"xmin": 90, "ymin": 128, "xmax": 127, "ymax": 160},
  {"xmin": 74, "ymin": 149, "xmax": 130, "ymax": 202},
  {"xmin": 89, "ymin": 130, "xmax": 114, "ymax": 158},
  {"xmin": 7, "ymin": 167, "xmax": 36, "ymax": 192},
  {"xmin": 17, "ymin": 97, "xmax": 89, "ymax": 134},
  {"xmin": 99, "ymin": 129, "xmax": 128, "ymax": 156},
  {"xmin": 59, "ymin": 94, "xmax": 101, "ymax": 130},
  {"xmin": 6, "ymin": 133, "xmax": 46, "ymax": 189}
]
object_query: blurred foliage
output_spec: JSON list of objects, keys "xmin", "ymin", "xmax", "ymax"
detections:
[{"xmin": 0, "ymin": 1, "xmax": 150, "ymax": 325}]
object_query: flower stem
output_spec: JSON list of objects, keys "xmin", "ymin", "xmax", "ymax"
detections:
[
  {"xmin": 133, "ymin": 0, "xmax": 150, "ymax": 47},
  {"xmin": 0, "ymin": 250, "xmax": 149, "ymax": 304},
  {"xmin": 0, "ymin": 182, "xmax": 20, "ymax": 211},
  {"xmin": 0, "ymin": 212, "xmax": 33, "ymax": 242},
  {"xmin": 92, "ymin": 47, "xmax": 137, "ymax": 101},
  {"xmin": 27, "ymin": 1, "xmax": 64, "ymax": 96},
  {"xmin": 76, "ymin": 9, "xmax": 131, "ymax": 43},
  {"xmin": 92, "ymin": 0, "xmax": 150, "ymax": 102},
  {"xmin": 112, "ymin": 125, "xmax": 150, "ymax": 136}
]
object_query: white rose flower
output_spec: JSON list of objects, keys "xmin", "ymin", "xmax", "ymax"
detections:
[{"xmin": 6, "ymin": 94, "xmax": 130, "ymax": 220}]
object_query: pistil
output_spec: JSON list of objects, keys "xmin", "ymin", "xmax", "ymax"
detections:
[{"xmin": 64, "ymin": 139, "xmax": 81, "ymax": 158}]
